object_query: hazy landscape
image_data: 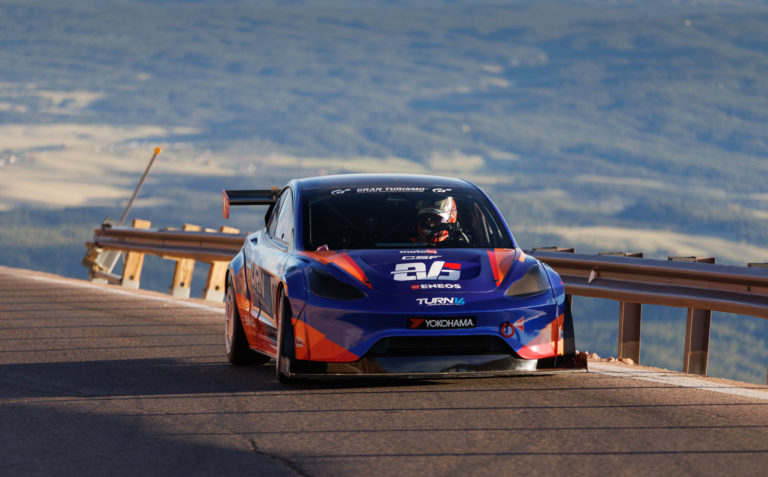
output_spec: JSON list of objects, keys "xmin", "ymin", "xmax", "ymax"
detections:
[{"xmin": 1, "ymin": 0, "xmax": 767, "ymax": 383}]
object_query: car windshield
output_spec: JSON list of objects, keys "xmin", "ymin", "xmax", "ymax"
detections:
[{"xmin": 302, "ymin": 186, "xmax": 514, "ymax": 250}]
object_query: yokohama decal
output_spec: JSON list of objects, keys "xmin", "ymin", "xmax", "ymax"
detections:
[{"xmin": 408, "ymin": 317, "xmax": 476, "ymax": 329}]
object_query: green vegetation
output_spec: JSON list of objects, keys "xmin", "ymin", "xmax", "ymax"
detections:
[{"xmin": 1, "ymin": 0, "xmax": 767, "ymax": 383}]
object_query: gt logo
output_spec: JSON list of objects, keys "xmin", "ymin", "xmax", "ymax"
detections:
[{"xmin": 391, "ymin": 261, "xmax": 461, "ymax": 281}]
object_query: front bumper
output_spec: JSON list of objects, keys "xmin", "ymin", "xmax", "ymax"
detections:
[{"xmin": 284, "ymin": 351, "xmax": 587, "ymax": 379}]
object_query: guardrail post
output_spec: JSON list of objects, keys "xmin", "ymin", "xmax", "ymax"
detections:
[
  {"xmin": 169, "ymin": 224, "xmax": 201, "ymax": 298},
  {"xmin": 683, "ymin": 307, "xmax": 711, "ymax": 375},
  {"xmin": 750, "ymin": 263, "xmax": 768, "ymax": 384},
  {"xmin": 202, "ymin": 226, "xmax": 240, "ymax": 302},
  {"xmin": 121, "ymin": 219, "xmax": 151, "ymax": 289},
  {"xmin": 203, "ymin": 261, "xmax": 229, "ymax": 302},
  {"xmin": 670, "ymin": 256, "xmax": 715, "ymax": 376},
  {"xmin": 599, "ymin": 252, "xmax": 644, "ymax": 364},
  {"xmin": 618, "ymin": 302, "xmax": 642, "ymax": 363}
]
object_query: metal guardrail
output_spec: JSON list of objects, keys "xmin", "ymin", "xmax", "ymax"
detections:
[
  {"xmin": 531, "ymin": 249, "xmax": 768, "ymax": 379},
  {"xmin": 84, "ymin": 221, "xmax": 245, "ymax": 302},
  {"xmin": 83, "ymin": 225, "xmax": 768, "ymax": 381},
  {"xmin": 532, "ymin": 251, "xmax": 768, "ymax": 319},
  {"xmin": 89, "ymin": 226, "xmax": 244, "ymax": 262}
]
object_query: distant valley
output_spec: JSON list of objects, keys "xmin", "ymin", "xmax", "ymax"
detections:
[{"xmin": 1, "ymin": 0, "xmax": 767, "ymax": 383}]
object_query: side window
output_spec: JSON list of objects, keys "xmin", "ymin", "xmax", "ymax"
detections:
[
  {"xmin": 270, "ymin": 189, "xmax": 294, "ymax": 245},
  {"xmin": 266, "ymin": 193, "xmax": 284, "ymax": 237}
]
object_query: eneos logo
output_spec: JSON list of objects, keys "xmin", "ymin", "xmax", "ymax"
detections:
[
  {"xmin": 410, "ymin": 283, "xmax": 462, "ymax": 290},
  {"xmin": 391, "ymin": 261, "xmax": 461, "ymax": 281}
]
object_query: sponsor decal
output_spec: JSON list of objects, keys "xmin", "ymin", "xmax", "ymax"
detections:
[
  {"xmin": 410, "ymin": 283, "xmax": 462, "ymax": 290},
  {"xmin": 391, "ymin": 261, "xmax": 461, "ymax": 281},
  {"xmin": 408, "ymin": 316, "xmax": 476, "ymax": 329},
  {"xmin": 356, "ymin": 187, "xmax": 426, "ymax": 193},
  {"xmin": 432, "ymin": 188, "xmax": 452, "ymax": 193},
  {"xmin": 331, "ymin": 189, "xmax": 351, "ymax": 195},
  {"xmin": 402, "ymin": 255, "xmax": 442, "ymax": 261},
  {"xmin": 416, "ymin": 297, "xmax": 466, "ymax": 306},
  {"xmin": 500, "ymin": 317, "xmax": 526, "ymax": 338}
]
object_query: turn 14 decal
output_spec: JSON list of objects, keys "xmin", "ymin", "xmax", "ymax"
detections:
[{"xmin": 416, "ymin": 297, "xmax": 465, "ymax": 306}]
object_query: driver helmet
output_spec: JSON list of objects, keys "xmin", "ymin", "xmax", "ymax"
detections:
[{"xmin": 417, "ymin": 197, "xmax": 457, "ymax": 243}]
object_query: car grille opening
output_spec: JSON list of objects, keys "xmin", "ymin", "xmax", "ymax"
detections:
[{"xmin": 365, "ymin": 335, "xmax": 515, "ymax": 357}]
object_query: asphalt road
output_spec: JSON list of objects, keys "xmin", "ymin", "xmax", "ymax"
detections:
[{"xmin": 2, "ymin": 265, "xmax": 768, "ymax": 476}]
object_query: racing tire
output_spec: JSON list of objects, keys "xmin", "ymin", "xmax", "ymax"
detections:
[
  {"xmin": 225, "ymin": 283, "xmax": 270, "ymax": 366},
  {"xmin": 276, "ymin": 289, "xmax": 297, "ymax": 383}
]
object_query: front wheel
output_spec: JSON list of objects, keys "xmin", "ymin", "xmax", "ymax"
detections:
[{"xmin": 225, "ymin": 283, "xmax": 269, "ymax": 365}]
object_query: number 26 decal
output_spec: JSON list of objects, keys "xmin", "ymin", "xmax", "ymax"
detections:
[{"xmin": 391, "ymin": 261, "xmax": 461, "ymax": 281}]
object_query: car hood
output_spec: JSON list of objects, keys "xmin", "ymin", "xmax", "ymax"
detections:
[{"xmin": 300, "ymin": 248, "xmax": 530, "ymax": 293}]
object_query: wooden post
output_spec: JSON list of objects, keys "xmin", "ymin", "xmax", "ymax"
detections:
[
  {"xmin": 683, "ymin": 307, "xmax": 711, "ymax": 375},
  {"xmin": 168, "ymin": 224, "xmax": 202, "ymax": 298},
  {"xmin": 749, "ymin": 265, "xmax": 768, "ymax": 384},
  {"xmin": 121, "ymin": 219, "xmax": 151, "ymax": 289},
  {"xmin": 600, "ymin": 252, "xmax": 644, "ymax": 364},
  {"xmin": 219, "ymin": 225, "xmax": 241, "ymax": 235},
  {"xmin": 617, "ymin": 301, "xmax": 642, "ymax": 363},
  {"xmin": 670, "ymin": 256, "xmax": 715, "ymax": 376},
  {"xmin": 202, "ymin": 226, "xmax": 240, "ymax": 302},
  {"xmin": 203, "ymin": 261, "xmax": 229, "ymax": 302}
]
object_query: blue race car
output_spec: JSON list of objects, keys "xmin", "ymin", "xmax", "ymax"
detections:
[{"xmin": 223, "ymin": 173, "xmax": 585, "ymax": 381}]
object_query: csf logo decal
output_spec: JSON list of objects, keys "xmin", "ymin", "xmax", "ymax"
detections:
[
  {"xmin": 391, "ymin": 261, "xmax": 461, "ymax": 281},
  {"xmin": 408, "ymin": 317, "xmax": 476, "ymax": 329},
  {"xmin": 402, "ymin": 255, "xmax": 442, "ymax": 261}
]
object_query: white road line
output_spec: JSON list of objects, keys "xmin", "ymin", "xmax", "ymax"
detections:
[{"xmin": 589, "ymin": 362, "xmax": 768, "ymax": 401}]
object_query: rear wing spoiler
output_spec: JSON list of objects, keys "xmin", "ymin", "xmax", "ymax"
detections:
[{"xmin": 222, "ymin": 188, "xmax": 279, "ymax": 219}]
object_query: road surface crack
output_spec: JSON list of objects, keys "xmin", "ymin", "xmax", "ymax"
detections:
[{"xmin": 248, "ymin": 438, "xmax": 309, "ymax": 477}]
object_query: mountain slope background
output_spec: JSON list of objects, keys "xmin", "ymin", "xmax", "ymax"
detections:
[{"xmin": 1, "ymin": 0, "xmax": 767, "ymax": 383}]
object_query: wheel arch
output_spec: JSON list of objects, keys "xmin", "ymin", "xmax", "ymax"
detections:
[{"xmin": 275, "ymin": 263, "xmax": 309, "ymax": 321}]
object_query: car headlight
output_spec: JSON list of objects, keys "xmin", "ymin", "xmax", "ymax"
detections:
[
  {"xmin": 307, "ymin": 268, "xmax": 366, "ymax": 300},
  {"xmin": 505, "ymin": 264, "xmax": 551, "ymax": 298}
]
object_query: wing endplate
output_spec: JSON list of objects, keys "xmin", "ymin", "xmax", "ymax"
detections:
[{"xmin": 222, "ymin": 188, "xmax": 279, "ymax": 219}]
